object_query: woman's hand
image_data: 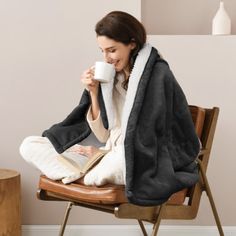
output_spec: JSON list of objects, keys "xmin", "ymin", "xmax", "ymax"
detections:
[
  {"xmin": 68, "ymin": 145, "xmax": 99, "ymax": 159},
  {"xmin": 81, "ymin": 66, "xmax": 100, "ymax": 120},
  {"xmin": 80, "ymin": 67, "xmax": 99, "ymax": 95}
]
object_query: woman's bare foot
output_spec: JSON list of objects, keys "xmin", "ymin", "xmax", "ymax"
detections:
[{"xmin": 68, "ymin": 145, "xmax": 99, "ymax": 158}]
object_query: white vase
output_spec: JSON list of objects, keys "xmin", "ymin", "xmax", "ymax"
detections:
[{"xmin": 212, "ymin": 1, "xmax": 231, "ymax": 35}]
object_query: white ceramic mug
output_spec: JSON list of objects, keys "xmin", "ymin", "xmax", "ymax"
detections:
[{"xmin": 94, "ymin": 61, "xmax": 115, "ymax": 83}]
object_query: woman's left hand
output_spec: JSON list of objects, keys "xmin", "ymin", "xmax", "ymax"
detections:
[{"xmin": 67, "ymin": 145, "xmax": 99, "ymax": 159}]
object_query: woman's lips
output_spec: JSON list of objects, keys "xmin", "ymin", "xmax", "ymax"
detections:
[{"xmin": 113, "ymin": 60, "xmax": 119, "ymax": 68}]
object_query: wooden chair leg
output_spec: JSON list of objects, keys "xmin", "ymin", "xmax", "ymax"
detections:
[
  {"xmin": 58, "ymin": 202, "xmax": 73, "ymax": 236},
  {"xmin": 138, "ymin": 220, "xmax": 148, "ymax": 236},
  {"xmin": 198, "ymin": 160, "xmax": 224, "ymax": 236},
  {"xmin": 151, "ymin": 203, "xmax": 166, "ymax": 236}
]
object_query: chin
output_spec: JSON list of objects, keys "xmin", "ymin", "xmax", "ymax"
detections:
[
  {"xmin": 115, "ymin": 67, "xmax": 122, "ymax": 72},
  {"xmin": 114, "ymin": 64, "xmax": 125, "ymax": 72}
]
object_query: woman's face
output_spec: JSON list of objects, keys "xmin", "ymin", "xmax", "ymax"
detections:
[{"xmin": 97, "ymin": 36, "xmax": 136, "ymax": 73}]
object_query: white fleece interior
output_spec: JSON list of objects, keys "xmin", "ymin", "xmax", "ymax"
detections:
[
  {"xmin": 100, "ymin": 77, "xmax": 115, "ymax": 130},
  {"xmin": 120, "ymin": 43, "xmax": 152, "ymax": 183},
  {"xmin": 121, "ymin": 43, "xmax": 152, "ymax": 139}
]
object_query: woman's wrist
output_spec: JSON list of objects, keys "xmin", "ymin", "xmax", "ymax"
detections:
[
  {"xmin": 89, "ymin": 90, "xmax": 98, "ymax": 99},
  {"xmin": 89, "ymin": 92, "xmax": 100, "ymax": 120}
]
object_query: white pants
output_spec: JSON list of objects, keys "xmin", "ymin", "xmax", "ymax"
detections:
[
  {"xmin": 19, "ymin": 136, "xmax": 89, "ymax": 184},
  {"xmin": 20, "ymin": 136, "xmax": 125, "ymax": 185}
]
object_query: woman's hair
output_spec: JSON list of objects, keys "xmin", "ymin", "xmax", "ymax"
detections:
[
  {"xmin": 95, "ymin": 11, "xmax": 146, "ymax": 55},
  {"xmin": 95, "ymin": 11, "xmax": 146, "ymax": 89}
]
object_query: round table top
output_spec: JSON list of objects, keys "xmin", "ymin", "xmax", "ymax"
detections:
[{"xmin": 0, "ymin": 169, "xmax": 20, "ymax": 180}]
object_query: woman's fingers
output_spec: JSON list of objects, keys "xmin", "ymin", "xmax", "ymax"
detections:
[
  {"xmin": 81, "ymin": 69, "xmax": 97, "ymax": 85},
  {"xmin": 68, "ymin": 145, "xmax": 99, "ymax": 158},
  {"xmin": 85, "ymin": 68, "xmax": 95, "ymax": 79},
  {"xmin": 80, "ymin": 67, "xmax": 99, "ymax": 94}
]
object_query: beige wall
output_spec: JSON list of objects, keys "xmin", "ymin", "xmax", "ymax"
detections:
[
  {"xmin": 142, "ymin": 0, "xmax": 236, "ymax": 35},
  {"xmin": 0, "ymin": 0, "xmax": 140, "ymax": 225},
  {"xmin": 0, "ymin": 0, "xmax": 235, "ymax": 226}
]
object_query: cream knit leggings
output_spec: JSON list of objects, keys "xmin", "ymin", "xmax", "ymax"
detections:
[
  {"xmin": 20, "ymin": 136, "xmax": 125, "ymax": 185},
  {"xmin": 19, "ymin": 136, "xmax": 89, "ymax": 183}
]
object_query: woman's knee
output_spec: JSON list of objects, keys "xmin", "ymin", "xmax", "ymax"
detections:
[{"xmin": 19, "ymin": 136, "xmax": 45, "ymax": 161}]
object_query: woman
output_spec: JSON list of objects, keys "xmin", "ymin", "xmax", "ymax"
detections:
[{"xmin": 20, "ymin": 11, "xmax": 200, "ymax": 206}]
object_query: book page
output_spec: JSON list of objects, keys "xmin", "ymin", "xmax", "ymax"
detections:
[
  {"xmin": 81, "ymin": 149, "xmax": 108, "ymax": 174},
  {"xmin": 57, "ymin": 149, "xmax": 109, "ymax": 176}
]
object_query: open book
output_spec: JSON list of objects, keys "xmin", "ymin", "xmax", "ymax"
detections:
[{"xmin": 57, "ymin": 149, "xmax": 108, "ymax": 177}]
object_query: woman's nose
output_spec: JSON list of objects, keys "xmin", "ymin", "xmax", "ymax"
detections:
[{"xmin": 103, "ymin": 53, "xmax": 111, "ymax": 63}]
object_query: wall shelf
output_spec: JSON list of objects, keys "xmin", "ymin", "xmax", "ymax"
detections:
[{"xmin": 141, "ymin": 0, "xmax": 235, "ymax": 35}]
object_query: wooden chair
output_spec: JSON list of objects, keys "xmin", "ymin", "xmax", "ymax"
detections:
[{"xmin": 37, "ymin": 106, "xmax": 224, "ymax": 236}]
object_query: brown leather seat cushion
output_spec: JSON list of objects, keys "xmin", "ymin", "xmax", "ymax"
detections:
[
  {"xmin": 39, "ymin": 175, "xmax": 189, "ymax": 205},
  {"xmin": 38, "ymin": 106, "xmax": 205, "ymax": 206},
  {"xmin": 39, "ymin": 175, "xmax": 128, "ymax": 204}
]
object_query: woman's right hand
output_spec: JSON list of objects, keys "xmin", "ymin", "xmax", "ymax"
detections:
[{"xmin": 80, "ymin": 67, "xmax": 99, "ymax": 95}]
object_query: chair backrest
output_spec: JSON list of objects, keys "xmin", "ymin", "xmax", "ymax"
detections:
[
  {"xmin": 189, "ymin": 105, "xmax": 206, "ymax": 138},
  {"xmin": 163, "ymin": 106, "xmax": 219, "ymax": 219}
]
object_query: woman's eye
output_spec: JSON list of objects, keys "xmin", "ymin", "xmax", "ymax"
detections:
[{"xmin": 109, "ymin": 49, "xmax": 116, "ymax": 53}]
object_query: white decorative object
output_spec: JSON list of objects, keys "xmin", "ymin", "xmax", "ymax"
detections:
[{"xmin": 212, "ymin": 1, "xmax": 231, "ymax": 35}]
